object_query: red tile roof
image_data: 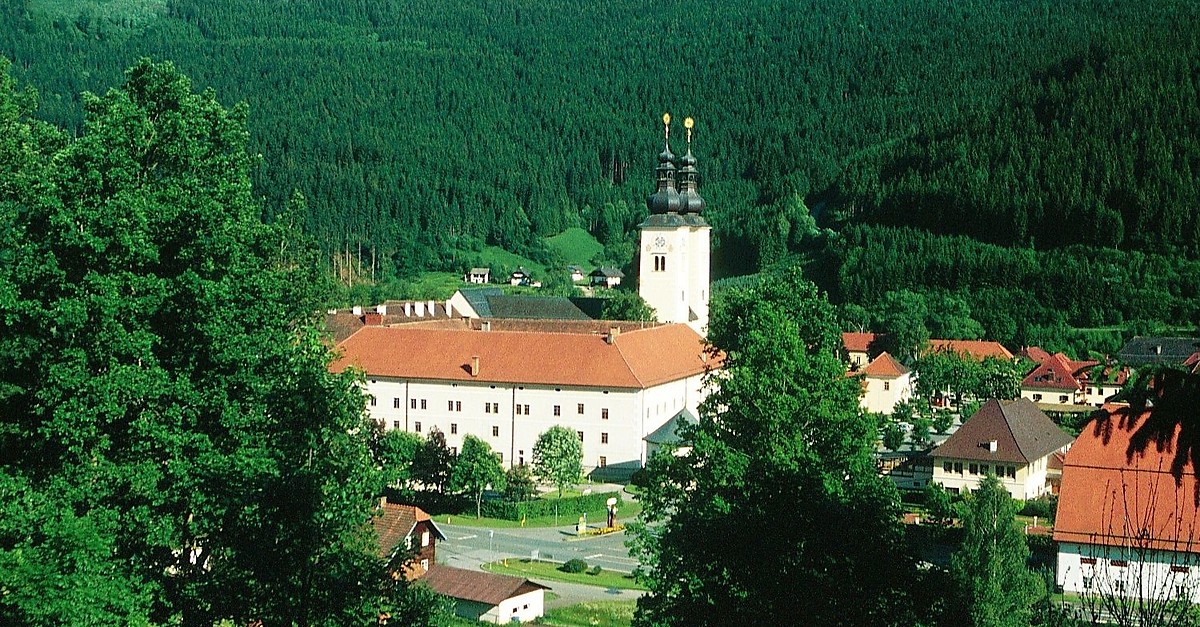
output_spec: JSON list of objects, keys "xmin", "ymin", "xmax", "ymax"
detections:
[
  {"xmin": 862, "ymin": 352, "xmax": 909, "ymax": 378},
  {"xmin": 421, "ymin": 565, "xmax": 548, "ymax": 606},
  {"xmin": 331, "ymin": 324, "xmax": 715, "ymax": 389},
  {"xmin": 1021, "ymin": 352, "xmax": 1101, "ymax": 392},
  {"xmin": 932, "ymin": 398, "xmax": 1073, "ymax": 464},
  {"xmin": 842, "ymin": 332, "xmax": 882, "ymax": 353},
  {"xmin": 1054, "ymin": 404, "xmax": 1200, "ymax": 552},
  {"xmin": 1021, "ymin": 346, "xmax": 1053, "ymax": 363},
  {"xmin": 926, "ymin": 339, "xmax": 1014, "ymax": 361},
  {"xmin": 372, "ymin": 503, "xmax": 445, "ymax": 560}
]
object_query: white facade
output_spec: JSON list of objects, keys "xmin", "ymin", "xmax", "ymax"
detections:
[
  {"xmin": 454, "ymin": 588, "xmax": 546, "ymax": 624},
  {"xmin": 931, "ymin": 454, "xmax": 1052, "ymax": 499},
  {"xmin": 364, "ymin": 374, "xmax": 705, "ymax": 476},
  {"xmin": 1057, "ymin": 541, "xmax": 1200, "ymax": 604},
  {"xmin": 860, "ymin": 372, "xmax": 913, "ymax": 415},
  {"xmin": 639, "ymin": 223, "xmax": 710, "ymax": 336}
]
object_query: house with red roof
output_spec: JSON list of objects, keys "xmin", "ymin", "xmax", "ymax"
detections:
[
  {"xmin": 930, "ymin": 398, "xmax": 1073, "ymax": 499},
  {"xmin": 1054, "ymin": 404, "xmax": 1200, "ymax": 602},
  {"xmin": 373, "ymin": 501, "xmax": 549, "ymax": 624},
  {"xmin": 1019, "ymin": 349, "xmax": 1129, "ymax": 407},
  {"xmin": 332, "ymin": 323, "xmax": 716, "ymax": 479},
  {"xmin": 925, "ymin": 339, "xmax": 1014, "ymax": 361},
  {"xmin": 842, "ymin": 332, "xmax": 885, "ymax": 368},
  {"xmin": 856, "ymin": 351, "xmax": 913, "ymax": 414}
]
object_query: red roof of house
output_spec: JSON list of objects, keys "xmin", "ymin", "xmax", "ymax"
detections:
[
  {"xmin": 372, "ymin": 503, "xmax": 446, "ymax": 559},
  {"xmin": 1021, "ymin": 352, "xmax": 1101, "ymax": 392},
  {"xmin": 1021, "ymin": 346, "xmax": 1053, "ymax": 363},
  {"xmin": 932, "ymin": 398, "xmax": 1073, "ymax": 464},
  {"xmin": 1054, "ymin": 404, "xmax": 1200, "ymax": 552},
  {"xmin": 331, "ymin": 324, "xmax": 715, "ymax": 389},
  {"xmin": 842, "ymin": 332, "xmax": 881, "ymax": 353},
  {"xmin": 862, "ymin": 351, "xmax": 909, "ymax": 378},
  {"xmin": 926, "ymin": 339, "xmax": 1014, "ymax": 361},
  {"xmin": 421, "ymin": 565, "xmax": 549, "ymax": 606}
]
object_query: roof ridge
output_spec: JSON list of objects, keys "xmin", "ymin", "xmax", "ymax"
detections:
[
  {"xmin": 999, "ymin": 400, "xmax": 1029, "ymax": 462},
  {"xmin": 612, "ymin": 334, "xmax": 647, "ymax": 388}
]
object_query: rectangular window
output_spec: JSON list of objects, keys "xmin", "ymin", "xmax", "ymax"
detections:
[
  {"xmin": 455, "ymin": 401, "xmax": 461, "ymax": 412},
  {"xmin": 954, "ymin": 462, "xmax": 964, "ymax": 474},
  {"xmin": 421, "ymin": 558, "xmax": 429, "ymax": 571},
  {"xmin": 451, "ymin": 423, "xmax": 457, "ymax": 434},
  {"xmin": 420, "ymin": 399, "xmax": 427, "ymax": 409},
  {"xmin": 1059, "ymin": 395, "xmax": 1070, "ymax": 403},
  {"xmin": 1114, "ymin": 580, "xmax": 1126, "ymax": 594},
  {"xmin": 943, "ymin": 462, "xmax": 952, "ymax": 472},
  {"xmin": 392, "ymin": 420, "xmax": 400, "ymax": 430},
  {"xmin": 883, "ymin": 381, "xmax": 890, "ymax": 391},
  {"xmin": 523, "ymin": 404, "xmax": 530, "ymax": 414},
  {"xmin": 1111, "ymin": 560, "xmax": 1129, "ymax": 567},
  {"xmin": 1032, "ymin": 393, "xmax": 1043, "ymax": 402},
  {"xmin": 599, "ymin": 456, "xmax": 607, "ymax": 468},
  {"xmin": 492, "ymin": 426, "xmax": 499, "ymax": 437},
  {"xmin": 414, "ymin": 421, "xmax": 422, "ymax": 433},
  {"xmin": 485, "ymin": 403, "xmax": 492, "ymax": 414},
  {"xmin": 369, "ymin": 396, "xmax": 376, "ymax": 407},
  {"xmin": 1083, "ymin": 577, "xmax": 1094, "ymax": 590},
  {"xmin": 602, "ymin": 408, "xmax": 609, "ymax": 420},
  {"xmin": 1007, "ymin": 466, "xmax": 1016, "ymax": 478},
  {"xmin": 421, "ymin": 531, "xmax": 430, "ymax": 547},
  {"xmin": 981, "ymin": 464, "xmax": 989, "ymax": 475},
  {"xmin": 1080, "ymin": 557, "xmax": 1097, "ymax": 565},
  {"xmin": 411, "ymin": 398, "xmax": 418, "ymax": 409},
  {"xmin": 1172, "ymin": 565, "xmax": 1191, "ymax": 573},
  {"xmin": 577, "ymin": 403, "xmax": 585, "ymax": 414},
  {"xmin": 577, "ymin": 431, "xmax": 584, "ymax": 441},
  {"xmin": 394, "ymin": 398, "xmax": 401, "ymax": 409},
  {"xmin": 554, "ymin": 405, "xmax": 561, "ymax": 416},
  {"xmin": 601, "ymin": 432, "xmax": 609, "ymax": 444},
  {"xmin": 515, "ymin": 404, "xmax": 522, "ymax": 415},
  {"xmin": 969, "ymin": 463, "xmax": 978, "ymax": 475},
  {"xmin": 448, "ymin": 400, "xmax": 454, "ymax": 411}
]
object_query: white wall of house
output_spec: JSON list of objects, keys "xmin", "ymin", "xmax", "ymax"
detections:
[
  {"xmin": 861, "ymin": 373, "xmax": 913, "ymax": 414},
  {"xmin": 362, "ymin": 373, "xmax": 705, "ymax": 476},
  {"xmin": 490, "ymin": 589, "xmax": 545, "ymax": 624},
  {"xmin": 932, "ymin": 455, "xmax": 1052, "ymax": 499},
  {"xmin": 1081, "ymin": 384, "xmax": 1122, "ymax": 407},
  {"xmin": 1021, "ymin": 386, "xmax": 1077, "ymax": 405},
  {"xmin": 1057, "ymin": 541, "xmax": 1200, "ymax": 603},
  {"xmin": 847, "ymin": 350, "xmax": 869, "ymax": 368}
]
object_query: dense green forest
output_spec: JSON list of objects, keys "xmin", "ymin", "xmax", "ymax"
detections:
[{"xmin": 2, "ymin": 0, "xmax": 1198, "ymax": 338}]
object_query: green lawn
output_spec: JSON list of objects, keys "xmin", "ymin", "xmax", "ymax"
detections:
[
  {"xmin": 538, "ymin": 600, "xmax": 636, "ymax": 627},
  {"xmin": 435, "ymin": 500, "xmax": 641, "ymax": 529},
  {"xmin": 545, "ymin": 227, "xmax": 603, "ymax": 268},
  {"xmin": 479, "ymin": 246, "xmax": 546, "ymax": 277},
  {"xmin": 482, "ymin": 559, "xmax": 646, "ymax": 591}
]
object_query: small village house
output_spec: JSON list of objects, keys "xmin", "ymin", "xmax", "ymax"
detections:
[
  {"xmin": 930, "ymin": 398, "xmax": 1073, "ymax": 499},
  {"xmin": 465, "ymin": 267, "xmax": 491, "ymax": 284},
  {"xmin": 855, "ymin": 351, "xmax": 913, "ymax": 415},
  {"xmin": 589, "ymin": 267, "xmax": 625, "ymax": 288}
]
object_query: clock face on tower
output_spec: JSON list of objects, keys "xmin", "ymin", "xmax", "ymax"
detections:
[{"xmin": 653, "ymin": 236, "xmax": 667, "ymax": 250}]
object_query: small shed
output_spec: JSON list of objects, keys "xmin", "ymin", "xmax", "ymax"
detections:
[
  {"xmin": 589, "ymin": 267, "xmax": 625, "ymax": 288},
  {"xmin": 421, "ymin": 565, "xmax": 549, "ymax": 624}
]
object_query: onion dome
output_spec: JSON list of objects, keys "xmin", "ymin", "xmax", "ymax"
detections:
[
  {"xmin": 647, "ymin": 113, "xmax": 683, "ymax": 214},
  {"xmin": 676, "ymin": 117, "xmax": 705, "ymax": 214}
]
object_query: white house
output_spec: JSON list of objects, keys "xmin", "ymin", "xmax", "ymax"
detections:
[
  {"xmin": 465, "ymin": 267, "xmax": 491, "ymax": 284},
  {"xmin": 842, "ymin": 332, "xmax": 883, "ymax": 368},
  {"xmin": 930, "ymin": 398, "xmax": 1073, "ymax": 499},
  {"xmin": 589, "ymin": 267, "xmax": 625, "ymax": 288},
  {"xmin": 1055, "ymin": 403, "xmax": 1200, "ymax": 604},
  {"xmin": 422, "ymin": 564, "xmax": 549, "ymax": 624},
  {"xmin": 331, "ymin": 323, "xmax": 716, "ymax": 478},
  {"xmin": 856, "ymin": 351, "xmax": 912, "ymax": 414}
]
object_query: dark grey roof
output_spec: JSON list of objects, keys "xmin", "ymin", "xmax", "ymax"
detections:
[
  {"xmin": 458, "ymin": 287, "xmax": 502, "ymax": 317},
  {"xmin": 638, "ymin": 213, "xmax": 709, "ymax": 228},
  {"xmin": 932, "ymin": 398, "xmax": 1073, "ymax": 464},
  {"xmin": 590, "ymin": 267, "xmax": 625, "ymax": 278},
  {"xmin": 645, "ymin": 408, "xmax": 698, "ymax": 446},
  {"xmin": 1118, "ymin": 336, "xmax": 1200, "ymax": 365},
  {"xmin": 485, "ymin": 295, "xmax": 591, "ymax": 320}
]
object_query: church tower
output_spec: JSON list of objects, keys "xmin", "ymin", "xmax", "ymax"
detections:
[{"xmin": 639, "ymin": 114, "xmax": 710, "ymax": 335}]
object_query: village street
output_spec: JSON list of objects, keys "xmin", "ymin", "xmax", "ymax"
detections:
[{"xmin": 436, "ymin": 521, "xmax": 645, "ymax": 608}]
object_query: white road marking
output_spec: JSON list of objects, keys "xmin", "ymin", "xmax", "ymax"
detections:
[
  {"xmin": 585, "ymin": 553, "xmax": 603, "ymax": 559},
  {"xmin": 457, "ymin": 535, "xmax": 478, "ymax": 540}
]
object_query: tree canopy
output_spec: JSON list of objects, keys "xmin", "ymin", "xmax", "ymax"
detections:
[
  {"xmin": 450, "ymin": 435, "xmax": 505, "ymax": 518},
  {"xmin": 630, "ymin": 269, "xmax": 922, "ymax": 626},
  {"xmin": 0, "ymin": 58, "xmax": 436, "ymax": 626},
  {"xmin": 532, "ymin": 425, "xmax": 583, "ymax": 498}
]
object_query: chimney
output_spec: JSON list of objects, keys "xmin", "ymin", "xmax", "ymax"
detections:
[
  {"xmin": 404, "ymin": 302, "xmax": 412, "ymax": 317},
  {"xmin": 481, "ymin": 321, "xmax": 491, "ymax": 332},
  {"xmin": 446, "ymin": 300, "xmax": 454, "ymax": 317},
  {"xmin": 363, "ymin": 312, "xmax": 383, "ymax": 326},
  {"xmin": 378, "ymin": 496, "xmax": 387, "ymax": 508},
  {"xmin": 428, "ymin": 300, "xmax": 436, "ymax": 316},
  {"xmin": 377, "ymin": 303, "xmax": 388, "ymax": 315},
  {"xmin": 352, "ymin": 305, "xmax": 363, "ymax": 316},
  {"xmin": 1156, "ymin": 345, "xmax": 1163, "ymax": 355},
  {"xmin": 415, "ymin": 301, "xmax": 426, "ymax": 317},
  {"xmin": 606, "ymin": 327, "xmax": 621, "ymax": 345},
  {"xmin": 470, "ymin": 356, "xmax": 480, "ymax": 377}
]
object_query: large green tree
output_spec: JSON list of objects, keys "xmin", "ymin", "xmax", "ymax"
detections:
[
  {"xmin": 629, "ymin": 269, "xmax": 920, "ymax": 626},
  {"xmin": 450, "ymin": 435, "xmax": 506, "ymax": 518},
  {"xmin": 532, "ymin": 425, "xmax": 583, "ymax": 498},
  {"xmin": 0, "ymin": 59, "xmax": 436, "ymax": 626},
  {"xmin": 949, "ymin": 474, "xmax": 1044, "ymax": 627}
]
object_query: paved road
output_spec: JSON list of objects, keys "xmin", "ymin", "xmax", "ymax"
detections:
[{"xmin": 435, "ymin": 521, "xmax": 646, "ymax": 608}]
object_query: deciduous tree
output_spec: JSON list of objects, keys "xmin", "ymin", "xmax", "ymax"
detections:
[
  {"xmin": 413, "ymin": 427, "xmax": 455, "ymax": 494},
  {"xmin": 532, "ymin": 425, "xmax": 583, "ymax": 497},
  {"xmin": 450, "ymin": 435, "xmax": 506, "ymax": 518}
]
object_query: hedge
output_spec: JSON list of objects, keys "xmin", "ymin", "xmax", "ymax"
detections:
[{"xmin": 480, "ymin": 491, "xmax": 621, "ymax": 521}]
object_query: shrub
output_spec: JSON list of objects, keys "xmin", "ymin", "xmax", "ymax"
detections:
[
  {"xmin": 480, "ymin": 491, "xmax": 620, "ymax": 521},
  {"xmin": 1020, "ymin": 495, "xmax": 1058, "ymax": 521},
  {"xmin": 561, "ymin": 559, "xmax": 588, "ymax": 574},
  {"xmin": 589, "ymin": 565, "xmax": 603, "ymax": 576}
]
